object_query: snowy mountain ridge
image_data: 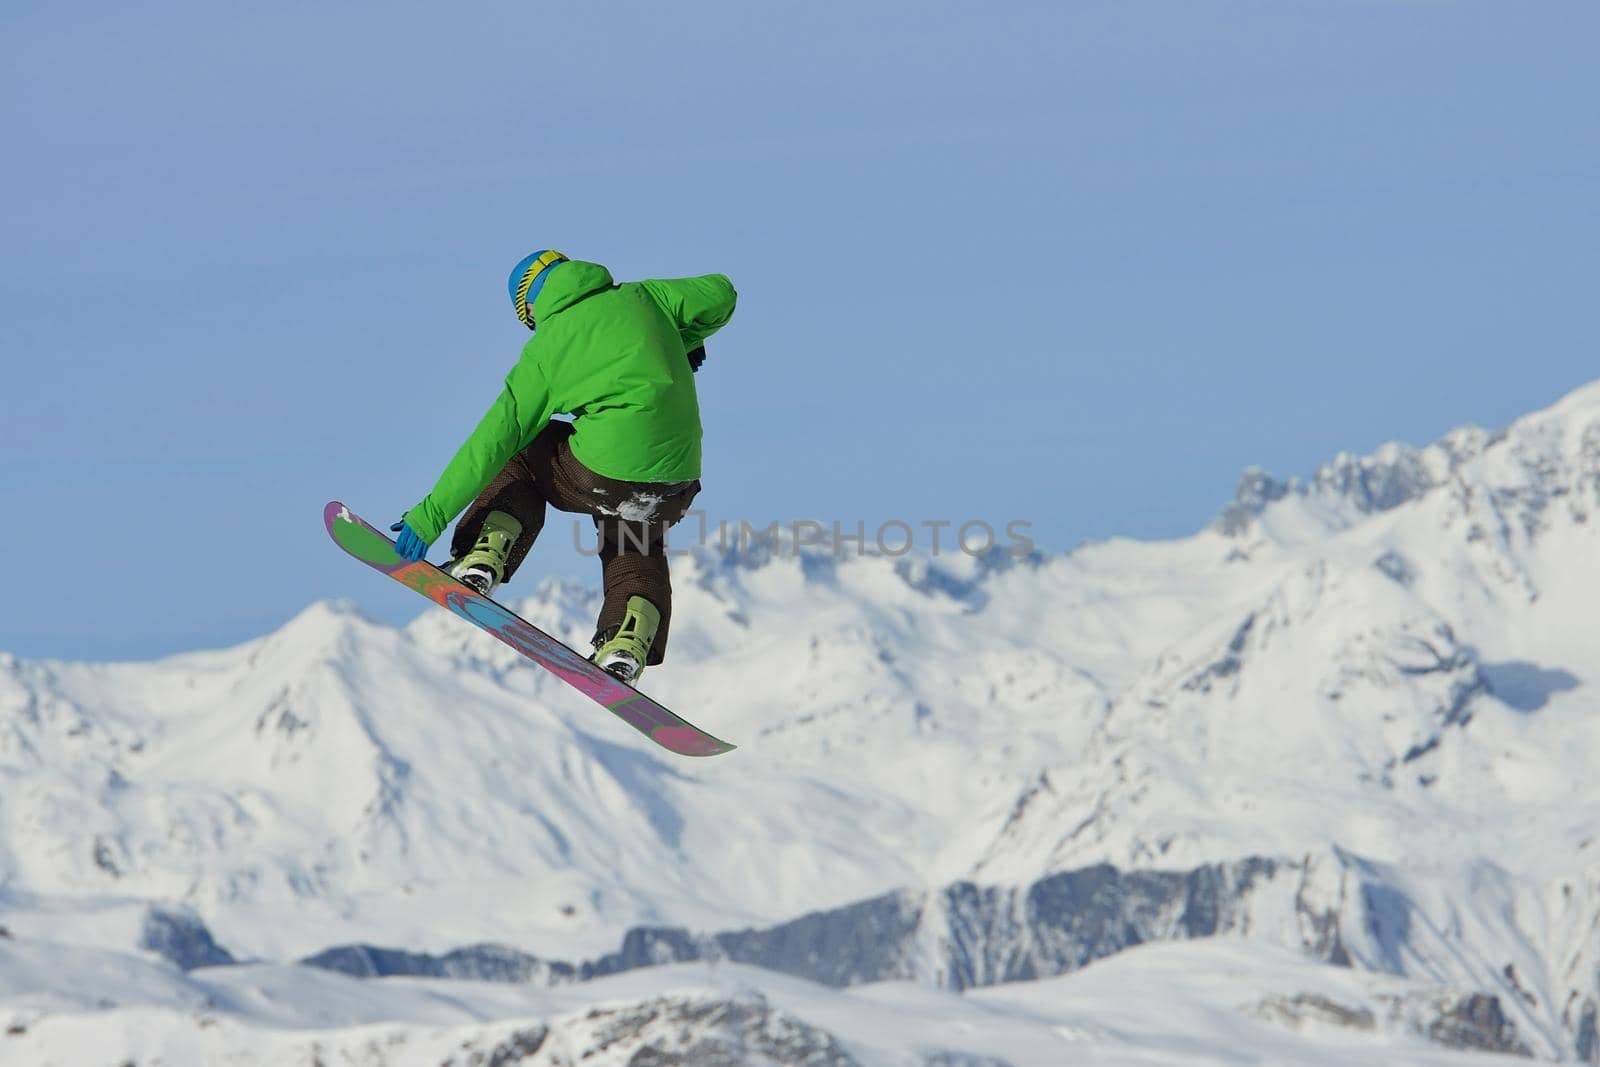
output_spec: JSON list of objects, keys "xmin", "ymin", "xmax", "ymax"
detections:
[{"xmin": 4, "ymin": 381, "xmax": 1600, "ymax": 1063}]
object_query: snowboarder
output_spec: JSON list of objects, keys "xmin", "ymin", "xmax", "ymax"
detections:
[{"xmin": 389, "ymin": 251, "xmax": 737, "ymax": 683}]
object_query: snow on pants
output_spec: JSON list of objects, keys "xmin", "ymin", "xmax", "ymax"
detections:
[{"xmin": 450, "ymin": 420, "xmax": 700, "ymax": 665}]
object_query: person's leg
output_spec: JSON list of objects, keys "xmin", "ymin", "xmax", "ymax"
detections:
[
  {"xmin": 590, "ymin": 474, "xmax": 700, "ymax": 666},
  {"xmin": 593, "ymin": 518, "xmax": 676, "ymax": 667},
  {"xmin": 449, "ymin": 422, "xmax": 576, "ymax": 584},
  {"xmin": 534, "ymin": 450, "xmax": 697, "ymax": 669},
  {"xmin": 520, "ymin": 429, "xmax": 698, "ymax": 669}
]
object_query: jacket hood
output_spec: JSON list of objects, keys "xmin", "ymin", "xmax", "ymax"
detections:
[{"xmin": 532, "ymin": 260, "xmax": 615, "ymax": 321}]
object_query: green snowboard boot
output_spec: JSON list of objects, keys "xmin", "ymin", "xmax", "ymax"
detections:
[
  {"xmin": 592, "ymin": 596, "xmax": 661, "ymax": 684},
  {"xmin": 448, "ymin": 511, "xmax": 522, "ymax": 597}
]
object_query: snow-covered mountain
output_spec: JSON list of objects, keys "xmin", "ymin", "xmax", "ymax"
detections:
[{"xmin": 4, "ymin": 382, "xmax": 1600, "ymax": 1064}]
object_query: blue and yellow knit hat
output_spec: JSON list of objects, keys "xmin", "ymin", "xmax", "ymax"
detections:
[{"xmin": 507, "ymin": 249, "xmax": 569, "ymax": 329}]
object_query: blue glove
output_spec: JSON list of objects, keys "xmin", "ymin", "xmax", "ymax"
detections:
[{"xmin": 390, "ymin": 520, "xmax": 432, "ymax": 562}]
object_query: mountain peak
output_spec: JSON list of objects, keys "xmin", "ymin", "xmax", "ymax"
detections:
[
  {"xmin": 1213, "ymin": 380, "xmax": 1600, "ymax": 539},
  {"xmin": 244, "ymin": 598, "xmax": 391, "ymax": 664}
]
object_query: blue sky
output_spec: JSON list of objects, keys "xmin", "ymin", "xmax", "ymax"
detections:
[{"xmin": 3, "ymin": 0, "xmax": 1596, "ymax": 660}]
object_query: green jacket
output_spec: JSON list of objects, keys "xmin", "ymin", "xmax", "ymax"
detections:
[{"xmin": 405, "ymin": 261, "xmax": 737, "ymax": 545}]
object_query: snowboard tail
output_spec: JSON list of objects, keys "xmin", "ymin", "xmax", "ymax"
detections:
[{"xmin": 323, "ymin": 501, "xmax": 734, "ymax": 758}]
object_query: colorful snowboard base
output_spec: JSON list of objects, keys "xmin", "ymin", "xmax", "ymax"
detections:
[{"xmin": 323, "ymin": 501, "xmax": 735, "ymax": 758}]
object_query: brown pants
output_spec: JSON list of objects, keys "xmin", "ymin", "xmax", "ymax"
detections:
[{"xmin": 451, "ymin": 421, "xmax": 699, "ymax": 665}]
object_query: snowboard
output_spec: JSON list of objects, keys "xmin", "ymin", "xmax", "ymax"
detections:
[{"xmin": 323, "ymin": 501, "xmax": 735, "ymax": 757}]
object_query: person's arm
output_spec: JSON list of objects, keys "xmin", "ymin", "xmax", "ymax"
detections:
[
  {"xmin": 640, "ymin": 273, "xmax": 738, "ymax": 353},
  {"xmin": 402, "ymin": 360, "xmax": 551, "ymax": 545}
]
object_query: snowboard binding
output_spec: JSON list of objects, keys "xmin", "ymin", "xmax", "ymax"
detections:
[
  {"xmin": 448, "ymin": 510, "xmax": 522, "ymax": 597},
  {"xmin": 592, "ymin": 596, "xmax": 660, "ymax": 685}
]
